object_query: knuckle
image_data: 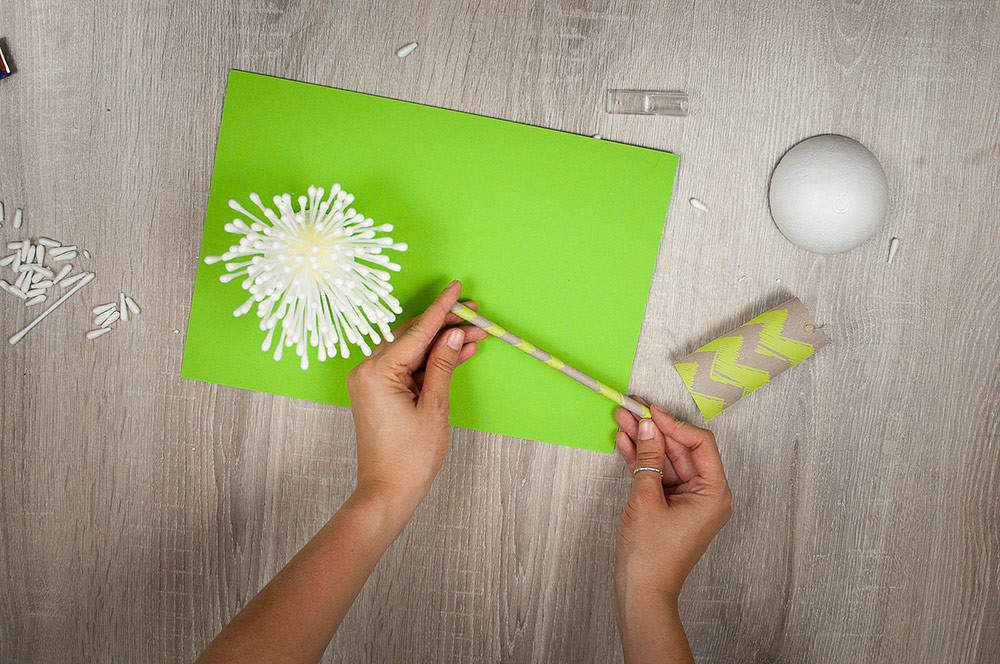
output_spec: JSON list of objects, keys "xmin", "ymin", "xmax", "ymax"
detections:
[
  {"xmin": 368, "ymin": 357, "xmax": 389, "ymax": 376},
  {"xmin": 430, "ymin": 354, "xmax": 456, "ymax": 375},
  {"xmin": 352, "ymin": 359, "xmax": 380, "ymax": 385},
  {"xmin": 634, "ymin": 449, "xmax": 661, "ymax": 467}
]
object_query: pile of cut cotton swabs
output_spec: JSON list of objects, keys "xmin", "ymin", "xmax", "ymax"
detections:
[
  {"xmin": 88, "ymin": 293, "xmax": 141, "ymax": 339},
  {"xmin": 0, "ymin": 203, "xmax": 133, "ymax": 345},
  {"xmin": 0, "ymin": 238, "xmax": 86, "ymax": 304},
  {"xmin": 0, "ymin": 231, "xmax": 96, "ymax": 345}
]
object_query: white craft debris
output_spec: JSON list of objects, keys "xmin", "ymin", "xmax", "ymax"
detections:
[
  {"xmin": 396, "ymin": 41, "xmax": 419, "ymax": 58},
  {"xmin": 51, "ymin": 265, "xmax": 72, "ymax": 284},
  {"xmin": 0, "ymin": 202, "xmax": 4, "ymax": 226},
  {"xmin": 689, "ymin": 197, "xmax": 710, "ymax": 213},
  {"xmin": 99, "ymin": 310, "xmax": 120, "ymax": 328},
  {"xmin": 83, "ymin": 250, "xmax": 91, "ymax": 259},
  {"xmin": 593, "ymin": 133, "xmax": 602, "ymax": 140},
  {"xmin": 19, "ymin": 264, "xmax": 53, "ymax": 277},
  {"xmin": 887, "ymin": 237, "xmax": 900, "ymax": 264},
  {"xmin": 12, "ymin": 208, "xmax": 22, "ymax": 229},
  {"xmin": 0, "ymin": 230, "xmax": 137, "ymax": 346},
  {"xmin": 94, "ymin": 308, "xmax": 117, "ymax": 327},
  {"xmin": 59, "ymin": 272, "xmax": 87, "ymax": 288}
]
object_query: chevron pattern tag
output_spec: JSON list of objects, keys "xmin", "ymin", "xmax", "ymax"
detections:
[{"xmin": 674, "ymin": 298, "xmax": 830, "ymax": 420}]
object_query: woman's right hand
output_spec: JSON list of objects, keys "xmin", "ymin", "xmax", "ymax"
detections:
[{"xmin": 613, "ymin": 403, "xmax": 732, "ymax": 663}]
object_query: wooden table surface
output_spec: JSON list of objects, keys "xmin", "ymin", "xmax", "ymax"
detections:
[{"xmin": 1, "ymin": 1, "xmax": 998, "ymax": 662}]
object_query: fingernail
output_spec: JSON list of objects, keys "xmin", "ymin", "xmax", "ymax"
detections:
[
  {"xmin": 448, "ymin": 279, "xmax": 460, "ymax": 289},
  {"xmin": 446, "ymin": 328, "xmax": 465, "ymax": 350},
  {"xmin": 638, "ymin": 419, "xmax": 655, "ymax": 440}
]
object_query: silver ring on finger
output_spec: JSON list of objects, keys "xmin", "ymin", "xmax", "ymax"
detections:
[{"xmin": 633, "ymin": 466, "xmax": 663, "ymax": 478}]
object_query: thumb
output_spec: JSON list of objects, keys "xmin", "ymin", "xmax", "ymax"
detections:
[
  {"xmin": 630, "ymin": 418, "xmax": 666, "ymax": 505},
  {"xmin": 418, "ymin": 328, "xmax": 465, "ymax": 413}
]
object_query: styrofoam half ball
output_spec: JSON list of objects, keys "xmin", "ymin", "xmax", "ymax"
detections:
[{"xmin": 768, "ymin": 135, "xmax": 888, "ymax": 254}]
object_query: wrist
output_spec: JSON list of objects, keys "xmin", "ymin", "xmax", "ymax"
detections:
[
  {"xmin": 349, "ymin": 481, "xmax": 420, "ymax": 537},
  {"xmin": 618, "ymin": 562, "xmax": 684, "ymax": 608},
  {"xmin": 618, "ymin": 591, "xmax": 691, "ymax": 664}
]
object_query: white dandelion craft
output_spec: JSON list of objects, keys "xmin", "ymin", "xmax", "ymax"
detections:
[{"xmin": 204, "ymin": 184, "xmax": 407, "ymax": 369}]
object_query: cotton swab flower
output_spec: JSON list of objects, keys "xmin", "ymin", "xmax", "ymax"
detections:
[{"xmin": 204, "ymin": 184, "xmax": 408, "ymax": 370}]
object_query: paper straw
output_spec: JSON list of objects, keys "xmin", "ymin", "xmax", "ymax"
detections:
[{"xmin": 450, "ymin": 302, "xmax": 650, "ymax": 419}]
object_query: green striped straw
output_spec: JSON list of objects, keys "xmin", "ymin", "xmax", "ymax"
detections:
[{"xmin": 450, "ymin": 302, "xmax": 650, "ymax": 419}]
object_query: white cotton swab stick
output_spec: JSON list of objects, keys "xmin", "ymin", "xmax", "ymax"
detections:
[
  {"xmin": 95, "ymin": 308, "xmax": 117, "ymax": 327},
  {"xmin": 119, "ymin": 292, "xmax": 128, "ymax": 322},
  {"xmin": 86, "ymin": 328, "xmax": 113, "ymax": 340},
  {"xmin": 124, "ymin": 296, "xmax": 140, "ymax": 315},
  {"xmin": 396, "ymin": 42, "xmax": 419, "ymax": 58},
  {"xmin": 99, "ymin": 311, "xmax": 120, "ymax": 328},
  {"xmin": 51, "ymin": 265, "xmax": 72, "ymax": 285},
  {"xmin": 9, "ymin": 272, "xmax": 95, "ymax": 345},
  {"xmin": 887, "ymin": 237, "xmax": 900, "ymax": 264},
  {"xmin": 59, "ymin": 272, "xmax": 87, "ymax": 288},
  {"xmin": 13, "ymin": 208, "xmax": 22, "ymax": 229}
]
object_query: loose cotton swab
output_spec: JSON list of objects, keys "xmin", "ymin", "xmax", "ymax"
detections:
[
  {"xmin": 449, "ymin": 302, "xmax": 651, "ymax": 419},
  {"xmin": 9, "ymin": 272, "xmax": 95, "ymax": 345}
]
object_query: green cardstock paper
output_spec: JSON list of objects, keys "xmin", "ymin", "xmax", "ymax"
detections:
[{"xmin": 182, "ymin": 70, "xmax": 679, "ymax": 453}]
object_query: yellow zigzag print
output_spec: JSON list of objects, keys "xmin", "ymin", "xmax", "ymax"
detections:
[{"xmin": 675, "ymin": 309, "xmax": 818, "ymax": 420}]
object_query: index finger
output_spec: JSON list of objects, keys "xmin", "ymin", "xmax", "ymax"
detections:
[
  {"xmin": 649, "ymin": 405, "xmax": 727, "ymax": 485},
  {"xmin": 381, "ymin": 281, "xmax": 463, "ymax": 366},
  {"xmin": 385, "ymin": 301, "xmax": 480, "ymax": 344}
]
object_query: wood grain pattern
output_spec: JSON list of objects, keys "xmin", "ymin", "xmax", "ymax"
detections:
[{"xmin": 1, "ymin": 1, "xmax": 998, "ymax": 662}]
